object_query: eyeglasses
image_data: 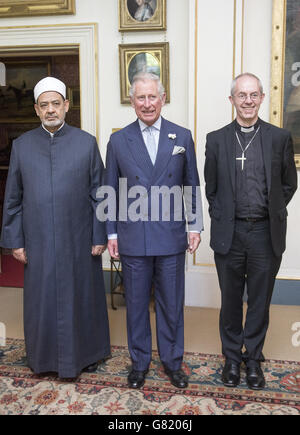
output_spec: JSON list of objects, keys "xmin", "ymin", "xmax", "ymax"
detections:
[{"xmin": 234, "ymin": 93, "xmax": 261, "ymax": 102}]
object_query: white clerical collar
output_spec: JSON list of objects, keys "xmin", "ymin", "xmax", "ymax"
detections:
[
  {"xmin": 138, "ymin": 117, "xmax": 162, "ymax": 132},
  {"xmin": 42, "ymin": 122, "xmax": 65, "ymax": 138}
]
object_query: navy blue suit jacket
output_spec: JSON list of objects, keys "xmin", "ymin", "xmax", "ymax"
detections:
[{"xmin": 105, "ymin": 117, "xmax": 203, "ymax": 256}]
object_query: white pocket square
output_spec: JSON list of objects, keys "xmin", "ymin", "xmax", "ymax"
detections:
[{"xmin": 172, "ymin": 146, "xmax": 186, "ymax": 155}]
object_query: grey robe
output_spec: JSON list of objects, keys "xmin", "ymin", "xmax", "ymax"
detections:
[{"xmin": 0, "ymin": 123, "xmax": 110, "ymax": 378}]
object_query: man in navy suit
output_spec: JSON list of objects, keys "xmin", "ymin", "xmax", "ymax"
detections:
[
  {"xmin": 105, "ymin": 72, "xmax": 203, "ymax": 389},
  {"xmin": 204, "ymin": 73, "xmax": 297, "ymax": 390}
]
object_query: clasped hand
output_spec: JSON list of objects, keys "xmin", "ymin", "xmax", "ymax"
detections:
[{"xmin": 91, "ymin": 245, "xmax": 106, "ymax": 256}]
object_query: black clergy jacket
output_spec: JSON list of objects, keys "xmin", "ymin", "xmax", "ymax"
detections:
[{"xmin": 204, "ymin": 119, "xmax": 297, "ymax": 257}]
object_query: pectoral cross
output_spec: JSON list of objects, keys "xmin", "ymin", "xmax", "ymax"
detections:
[
  {"xmin": 236, "ymin": 153, "xmax": 246, "ymax": 170},
  {"xmin": 235, "ymin": 126, "xmax": 261, "ymax": 172}
]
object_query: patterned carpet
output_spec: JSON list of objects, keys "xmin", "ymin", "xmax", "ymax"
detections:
[{"xmin": 0, "ymin": 338, "xmax": 299, "ymax": 415}]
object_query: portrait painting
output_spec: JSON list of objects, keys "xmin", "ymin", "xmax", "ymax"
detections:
[
  {"xmin": 127, "ymin": 52, "xmax": 160, "ymax": 84},
  {"xmin": 119, "ymin": 0, "xmax": 166, "ymax": 31},
  {"xmin": 127, "ymin": 0, "xmax": 157, "ymax": 22},
  {"xmin": 119, "ymin": 42, "xmax": 169, "ymax": 104},
  {"xmin": 0, "ymin": 60, "xmax": 50, "ymax": 123},
  {"xmin": 271, "ymin": 0, "xmax": 300, "ymax": 167}
]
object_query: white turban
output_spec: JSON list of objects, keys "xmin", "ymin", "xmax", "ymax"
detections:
[{"xmin": 34, "ymin": 77, "xmax": 66, "ymax": 102}]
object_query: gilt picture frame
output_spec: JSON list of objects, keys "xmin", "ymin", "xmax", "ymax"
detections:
[
  {"xmin": 119, "ymin": 0, "xmax": 166, "ymax": 32},
  {"xmin": 0, "ymin": 0, "xmax": 75, "ymax": 18},
  {"xmin": 270, "ymin": 0, "xmax": 300, "ymax": 168},
  {"xmin": 119, "ymin": 42, "xmax": 170, "ymax": 104},
  {"xmin": 67, "ymin": 86, "xmax": 80, "ymax": 110}
]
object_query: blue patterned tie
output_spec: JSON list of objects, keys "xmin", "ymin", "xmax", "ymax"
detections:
[{"xmin": 145, "ymin": 126, "xmax": 157, "ymax": 165}]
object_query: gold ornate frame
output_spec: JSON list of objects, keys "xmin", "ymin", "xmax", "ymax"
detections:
[
  {"xmin": 270, "ymin": 0, "xmax": 300, "ymax": 168},
  {"xmin": 0, "ymin": 0, "xmax": 75, "ymax": 17},
  {"xmin": 67, "ymin": 86, "xmax": 80, "ymax": 109},
  {"xmin": 119, "ymin": 42, "xmax": 170, "ymax": 104},
  {"xmin": 119, "ymin": 0, "xmax": 166, "ymax": 32}
]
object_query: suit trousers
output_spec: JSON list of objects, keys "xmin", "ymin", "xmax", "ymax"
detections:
[
  {"xmin": 214, "ymin": 219, "xmax": 282, "ymax": 364},
  {"xmin": 121, "ymin": 253, "xmax": 186, "ymax": 372}
]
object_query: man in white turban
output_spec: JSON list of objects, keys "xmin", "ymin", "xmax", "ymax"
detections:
[
  {"xmin": 33, "ymin": 76, "xmax": 66, "ymax": 103},
  {"xmin": 1, "ymin": 77, "xmax": 110, "ymax": 378}
]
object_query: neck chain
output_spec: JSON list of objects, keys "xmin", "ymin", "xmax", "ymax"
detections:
[{"xmin": 235, "ymin": 126, "xmax": 260, "ymax": 171}]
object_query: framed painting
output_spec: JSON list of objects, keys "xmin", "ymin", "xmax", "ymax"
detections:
[
  {"xmin": 119, "ymin": 42, "xmax": 169, "ymax": 104},
  {"xmin": 271, "ymin": 0, "xmax": 300, "ymax": 167},
  {"xmin": 0, "ymin": 60, "xmax": 50, "ymax": 123},
  {"xmin": 119, "ymin": 0, "xmax": 166, "ymax": 32},
  {"xmin": 67, "ymin": 86, "xmax": 80, "ymax": 109},
  {"xmin": 0, "ymin": 0, "xmax": 75, "ymax": 17}
]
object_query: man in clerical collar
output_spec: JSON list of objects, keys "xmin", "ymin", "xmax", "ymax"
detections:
[
  {"xmin": 204, "ymin": 73, "xmax": 297, "ymax": 390},
  {"xmin": 0, "ymin": 76, "xmax": 111, "ymax": 379}
]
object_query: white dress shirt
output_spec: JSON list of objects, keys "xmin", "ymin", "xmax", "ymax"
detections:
[{"xmin": 139, "ymin": 117, "xmax": 161, "ymax": 159}]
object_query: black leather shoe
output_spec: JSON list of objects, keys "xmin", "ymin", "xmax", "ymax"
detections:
[
  {"xmin": 164, "ymin": 367, "xmax": 189, "ymax": 389},
  {"xmin": 246, "ymin": 365, "xmax": 265, "ymax": 390},
  {"xmin": 221, "ymin": 360, "xmax": 240, "ymax": 387},
  {"xmin": 82, "ymin": 362, "xmax": 98, "ymax": 373},
  {"xmin": 128, "ymin": 369, "xmax": 148, "ymax": 389}
]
